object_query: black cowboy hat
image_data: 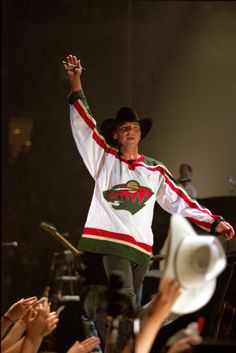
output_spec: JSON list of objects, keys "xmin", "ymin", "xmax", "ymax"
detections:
[{"xmin": 100, "ymin": 106, "xmax": 153, "ymax": 146}]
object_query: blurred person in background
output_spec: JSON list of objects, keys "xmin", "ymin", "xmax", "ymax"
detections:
[{"xmin": 178, "ymin": 164, "xmax": 197, "ymax": 199}]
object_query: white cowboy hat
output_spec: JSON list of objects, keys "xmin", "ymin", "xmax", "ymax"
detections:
[{"xmin": 160, "ymin": 214, "xmax": 226, "ymax": 315}]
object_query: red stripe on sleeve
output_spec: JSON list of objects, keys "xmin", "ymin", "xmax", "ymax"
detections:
[{"xmin": 73, "ymin": 100, "xmax": 118, "ymax": 157}]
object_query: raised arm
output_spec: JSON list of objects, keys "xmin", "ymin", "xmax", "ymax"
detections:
[
  {"xmin": 1, "ymin": 297, "xmax": 37, "ymax": 341},
  {"xmin": 135, "ymin": 278, "xmax": 180, "ymax": 353},
  {"xmin": 19, "ymin": 298, "xmax": 59, "ymax": 353},
  {"xmin": 62, "ymin": 54, "xmax": 115, "ymax": 179}
]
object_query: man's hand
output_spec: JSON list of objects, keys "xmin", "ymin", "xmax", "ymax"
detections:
[
  {"xmin": 62, "ymin": 54, "xmax": 83, "ymax": 92},
  {"xmin": 215, "ymin": 221, "xmax": 235, "ymax": 240}
]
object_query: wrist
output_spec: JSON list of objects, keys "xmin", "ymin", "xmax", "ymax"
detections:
[
  {"xmin": 211, "ymin": 218, "xmax": 225, "ymax": 234},
  {"xmin": 2, "ymin": 315, "xmax": 15, "ymax": 324},
  {"xmin": 17, "ymin": 318, "xmax": 26, "ymax": 327},
  {"xmin": 26, "ymin": 332, "xmax": 42, "ymax": 340},
  {"xmin": 25, "ymin": 333, "xmax": 43, "ymax": 347},
  {"xmin": 69, "ymin": 79, "xmax": 82, "ymax": 92},
  {"xmin": 68, "ymin": 90, "xmax": 84, "ymax": 104}
]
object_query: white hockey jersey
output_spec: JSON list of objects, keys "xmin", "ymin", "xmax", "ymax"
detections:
[{"xmin": 69, "ymin": 91, "xmax": 223, "ymax": 267}]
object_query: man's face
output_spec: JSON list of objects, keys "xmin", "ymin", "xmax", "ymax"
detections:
[
  {"xmin": 180, "ymin": 166, "xmax": 192, "ymax": 178},
  {"xmin": 112, "ymin": 122, "xmax": 141, "ymax": 147}
]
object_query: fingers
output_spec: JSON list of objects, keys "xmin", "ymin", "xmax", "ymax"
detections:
[
  {"xmin": 22, "ymin": 297, "xmax": 38, "ymax": 303},
  {"xmin": 24, "ymin": 298, "xmax": 59, "ymax": 339},
  {"xmin": 167, "ymin": 342, "xmax": 191, "ymax": 353},
  {"xmin": 7, "ymin": 296, "xmax": 38, "ymax": 320},
  {"xmin": 150, "ymin": 277, "xmax": 181, "ymax": 320},
  {"xmin": 215, "ymin": 222, "xmax": 235, "ymax": 240},
  {"xmin": 160, "ymin": 277, "xmax": 181, "ymax": 300},
  {"xmin": 80, "ymin": 336, "xmax": 101, "ymax": 352},
  {"xmin": 56, "ymin": 305, "xmax": 65, "ymax": 316},
  {"xmin": 66, "ymin": 55, "xmax": 78, "ymax": 66},
  {"xmin": 33, "ymin": 297, "xmax": 49, "ymax": 311},
  {"xmin": 167, "ymin": 335, "xmax": 202, "ymax": 353},
  {"xmin": 27, "ymin": 307, "xmax": 37, "ymax": 321},
  {"xmin": 45, "ymin": 313, "xmax": 59, "ymax": 334},
  {"xmin": 47, "ymin": 312, "xmax": 59, "ymax": 327},
  {"xmin": 15, "ymin": 297, "xmax": 38, "ymax": 306},
  {"xmin": 27, "ymin": 298, "xmax": 51, "ymax": 325},
  {"xmin": 9, "ymin": 297, "xmax": 38, "ymax": 310},
  {"xmin": 67, "ymin": 337, "xmax": 100, "ymax": 353},
  {"xmin": 63, "ymin": 55, "xmax": 82, "ymax": 72},
  {"xmin": 224, "ymin": 224, "xmax": 235, "ymax": 240}
]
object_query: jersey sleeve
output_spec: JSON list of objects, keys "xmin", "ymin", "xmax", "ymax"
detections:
[
  {"xmin": 155, "ymin": 165, "xmax": 223, "ymax": 232},
  {"xmin": 69, "ymin": 90, "xmax": 117, "ymax": 179}
]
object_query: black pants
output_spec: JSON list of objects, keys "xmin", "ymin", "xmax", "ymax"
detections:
[
  {"xmin": 80, "ymin": 253, "xmax": 147, "ymax": 352},
  {"xmin": 103, "ymin": 254, "xmax": 147, "ymax": 299}
]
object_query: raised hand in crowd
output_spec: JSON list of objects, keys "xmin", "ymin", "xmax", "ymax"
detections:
[
  {"xmin": 1, "ymin": 318, "xmax": 26, "ymax": 352},
  {"xmin": 66, "ymin": 337, "xmax": 101, "ymax": 353},
  {"xmin": 24, "ymin": 298, "xmax": 58, "ymax": 338},
  {"xmin": 1, "ymin": 298, "xmax": 49, "ymax": 351},
  {"xmin": 134, "ymin": 278, "xmax": 181, "ymax": 353},
  {"xmin": 1, "ymin": 297, "xmax": 38, "ymax": 339},
  {"xmin": 1, "ymin": 297, "xmax": 59, "ymax": 353}
]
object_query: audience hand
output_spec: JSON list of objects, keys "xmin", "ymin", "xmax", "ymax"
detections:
[
  {"xmin": 25, "ymin": 298, "xmax": 59, "ymax": 339},
  {"xmin": 4, "ymin": 297, "xmax": 38, "ymax": 322},
  {"xmin": 135, "ymin": 278, "xmax": 180, "ymax": 353},
  {"xmin": 166, "ymin": 335, "xmax": 202, "ymax": 353},
  {"xmin": 1, "ymin": 297, "xmax": 38, "ymax": 341},
  {"xmin": 149, "ymin": 277, "xmax": 181, "ymax": 320},
  {"xmin": 66, "ymin": 337, "xmax": 101, "ymax": 353}
]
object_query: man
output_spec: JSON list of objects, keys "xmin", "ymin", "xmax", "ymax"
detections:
[
  {"xmin": 63, "ymin": 54, "xmax": 234, "ymax": 351},
  {"xmin": 178, "ymin": 164, "xmax": 197, "ymax": 199}
]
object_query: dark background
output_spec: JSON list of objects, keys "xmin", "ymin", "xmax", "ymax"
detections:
[{"xmin": 2, "ymin": 0, "xmax": 236, "ymax": 313}]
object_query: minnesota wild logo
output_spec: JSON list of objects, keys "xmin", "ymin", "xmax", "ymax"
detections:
[{"xmin": 103, "ymin": 180, "xmax": 154, "ymax": 215}]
